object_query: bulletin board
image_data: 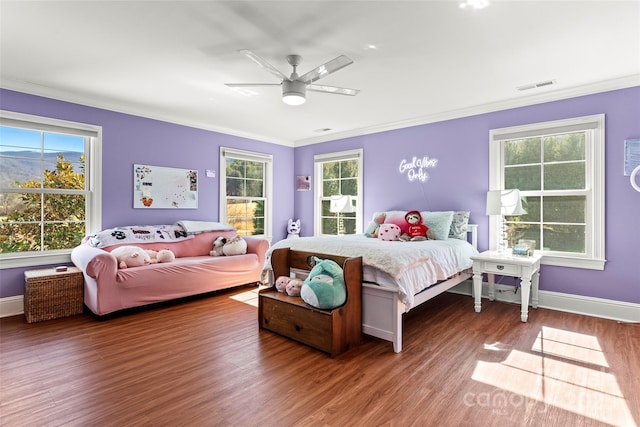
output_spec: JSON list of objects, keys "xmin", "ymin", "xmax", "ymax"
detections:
[{"xmin": 133, "ymin": 164, "xmax": 198, "ymax": 209}]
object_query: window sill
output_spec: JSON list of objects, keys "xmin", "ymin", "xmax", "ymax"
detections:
[
  {"xmin": 541, "ymin": 254, "xmax": 606, "ymax": 271},
  {"xmin": 0, "ymin": 251, "xmax": 72, "ymax": 269}
]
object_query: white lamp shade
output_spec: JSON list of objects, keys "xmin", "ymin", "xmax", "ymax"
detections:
[
  {"xmin": 330, "ymin": 195, "xmax": 355, "ymax": 213},
  {"xmin": 486, "ymin": 189, "xmax": 525, "ymax": 215}
]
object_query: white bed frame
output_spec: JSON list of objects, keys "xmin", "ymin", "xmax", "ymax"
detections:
[{"xmin": 361, "ymin": 224, "xmax": 478, "ymax": 353}]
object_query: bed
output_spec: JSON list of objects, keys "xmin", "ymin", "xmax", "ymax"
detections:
[{"xmin": 265, "ymin": 210, "xmax": 479, "ymax": 353}]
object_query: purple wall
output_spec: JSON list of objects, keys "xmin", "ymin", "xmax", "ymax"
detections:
[
  {"xmin": 1, "ymin": 87, "xmax": 639, "ymax": 305},
  {"xmin": 294, "ymin": 87, "xmax": 640, "ymax": 304},
  {"xmin": 0, "ymin": 89, "xmax": 295, "ymax": 298}
]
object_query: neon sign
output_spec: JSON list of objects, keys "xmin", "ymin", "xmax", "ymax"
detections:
[{"xmin": 399, "ymin": 156, "xmax": 438, "ymax": 182}]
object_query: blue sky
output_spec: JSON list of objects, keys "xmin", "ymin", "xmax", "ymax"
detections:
[{"xmin": 0, "ymin": 126, "xmax": 84, "ymax": 154}]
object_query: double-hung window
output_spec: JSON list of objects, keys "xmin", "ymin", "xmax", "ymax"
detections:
[
  {"xmin": 489, "ymin": 114, "xmax": 605, "ymax": 270},
  {"xmin": 219, "ymin": 147, "xmax": 272, "ymax": 239},
  {"xmin": 0, "ymin": 111, "xmax": 102, "ymax": 268},
  {"xmin": 314, "ymin": 149, "xmax": 363, "ymax": 236}
]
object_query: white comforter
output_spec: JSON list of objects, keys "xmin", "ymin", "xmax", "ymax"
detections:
[{"xmin": 267, "ymin": 235, "xmax": 478, "ymax": 307}]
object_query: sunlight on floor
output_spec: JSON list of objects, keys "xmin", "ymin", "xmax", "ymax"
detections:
[
  {"xmin": 228, "ymin": 285, "xmax": 266, "ymax": 307},
  {"xmin": 472, "ymin": 326, "xmax": 636, "ymax": 426}
]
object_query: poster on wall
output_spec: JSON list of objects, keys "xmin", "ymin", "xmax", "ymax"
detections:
[
  {"xmin": 296, "ymin": 175, "xmax": 311, "ymax": 191},
  {"xmin": 133, "ymin": 164, "xmax": 198, "ymax": 209}
]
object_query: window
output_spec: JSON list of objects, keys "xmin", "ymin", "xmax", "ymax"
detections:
[
  {"xmin": 0, "ymin": 111, "xmax": 102, "ymax": 269},
  {"xmin": 490, "ymin": 114, "xmax": 605, "ymax": 270},
  {"xmin": 219, "ymin": 147, "xmax": 272, "ymax": 239},
  {"xmin": 314, "ymin": 149, "xmax": 363, "ymax": 236}
]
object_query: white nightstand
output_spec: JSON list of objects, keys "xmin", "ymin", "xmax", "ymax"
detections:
[{"xmin": 471, "ymin": 250, "xmax": 542, "ymax": 322}]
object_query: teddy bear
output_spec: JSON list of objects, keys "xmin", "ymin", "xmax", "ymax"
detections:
[
  {"xmin": 300, "ymin": 257, "xmax": 346, "ymax": 309},
  {"xmin": 156, "ymin": 249, "xmax": 175, "ymax": 263},
  {"xmin": 287, "ymin": 218, "xmax": 301, "ymax": 239},
  {"xmin": 146, "ymin": 249, "xmax": 176, "ymax": 263},
  {"xmin": 399, "ymin": 210, "xmax": 429, "ymax": 242},
  {"xmin": 275, "ymin": 276, "xmax": 304, "ymax": 297},
  {"xmin": 222, "ymin": 235, "xmax": 247, "ymax": 256},
  {"xmin": 111, "ymin": 245, "xmax": 153, "ymax": 269},
  {"xmin": 210, "ymin": 236, "xmax": 226, "ymax": 256}
]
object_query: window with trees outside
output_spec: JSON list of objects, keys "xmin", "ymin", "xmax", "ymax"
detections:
[
  {"xmin": 314, "ymin": 149, "xmax": 363, "ymax": 236},
  {"xmin": 219, "ymin": 147, "xmax": 272, "ymax": 239},
  {"xmin": 0, "ymin": 111, "xmax": 102, "ymax": 269},
  {"xmin": 489, "ymin": 114, "xmax": 605, "ymax": 270}
]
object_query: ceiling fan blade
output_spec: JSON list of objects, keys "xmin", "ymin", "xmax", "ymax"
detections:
[
  {"xmin": 225, "ymin": 83, "xmax": 282, "ymax": 87},
  {"xmin": 299, "ymin": 55, "xmax": 354, "ymax": 84},
  {"xmin": 238, "ymin": 49, "xmax": 288, "ymax": 82},
  {"xmin": 307, "ymin": 84, "xmax": 360, "ymax": 96}
]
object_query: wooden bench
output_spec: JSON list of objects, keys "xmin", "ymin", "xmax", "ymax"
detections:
[{"xmin": 258, "ymin": 248, "xmax": 362, "ymax": 356}]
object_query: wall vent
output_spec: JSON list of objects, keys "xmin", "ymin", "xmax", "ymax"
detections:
[{"xmin": 516, "ymin": 79, "xmax": 556, "ymax": 91}]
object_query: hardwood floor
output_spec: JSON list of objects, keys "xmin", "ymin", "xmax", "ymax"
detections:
[{"xmin": 1, "ymin": 286, "xmax": 638, "ymax": 427}]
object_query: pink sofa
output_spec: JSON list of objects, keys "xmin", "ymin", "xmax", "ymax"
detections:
[{"xmin": 71, "ymin": 230, "xmax": 269, "ymax": 316}]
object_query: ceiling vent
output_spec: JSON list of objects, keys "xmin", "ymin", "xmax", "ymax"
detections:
[{"xmin": 516, "ymin": 79, "xmax": 556, "ymax": 91}]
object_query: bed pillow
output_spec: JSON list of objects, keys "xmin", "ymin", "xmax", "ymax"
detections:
[
  {"xmin": 420, "ymin": 211, "xmax": 454, "ymax": 240},
  {"xmin": 449, "ymin": 211, "xmax": 470, "ymax": 240}
]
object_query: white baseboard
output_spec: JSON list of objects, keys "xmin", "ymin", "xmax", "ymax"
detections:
[
  {"xmin": 0, "ymin": 295, "xmax": 24, "ymax": 318},
  {"xmin": 449, "ymin": 280, "xmax": 640, "ymax": 323},
  {"xmin": 2, "ymin": 282, "xmax": 638, "ymax": 323}
]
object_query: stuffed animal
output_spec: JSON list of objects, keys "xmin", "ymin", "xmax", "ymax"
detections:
[
  {"xmin": 156, "ymin": 249, "xmax": 175, "ymax": 263},
  {"xmin": 287, "ymin": 218, "xmax": 301, "ymax": 239},
  {"xmin": 300, "ymin": 257, "xmax": 346, "ymax": 309},
  {"xmin": 399, "ymin": 210, "xmax": 429, "ymax": 241},
  {"xmin": 222, "ymin": 235, "xmax": 247, "ymax": 256},
  {"xmin": 364, "ymin": 212, "xmax": 386, "ymax": 238},
  {"xmin": 210, "ymin": 236, "xmax": 226, "ymax": 256},
  {"xmin": 378, "ymin": 223, "xmax": 401, "ymax": 241},
  {"xmin": 275, "ymin": 276, "xmax": 304, "ymax": 297},
  {"xmin": 111, "ymin": 245, "xmax": 153, "ymax": 269}
]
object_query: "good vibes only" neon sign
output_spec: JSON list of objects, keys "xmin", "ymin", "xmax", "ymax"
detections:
[{"xmin": 399, "ymin": 155, "xmax": 438, "ymax": 182}]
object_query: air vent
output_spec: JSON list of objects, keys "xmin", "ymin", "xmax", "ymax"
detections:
[{"xmin": 516, "ymin": 79, "xmax": 556, "ymax": 91}]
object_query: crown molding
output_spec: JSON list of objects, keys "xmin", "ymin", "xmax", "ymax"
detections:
[
  {"xmin": 0, "ymin": 78, "xmax": 294, "ymax": 147},
  {"xmin": 3, "ymin": 74, "xmax": 638, "ymax": 149},
  {"xmin": 294, "ymin": 74, "xmax": 640, "ymax": 147}
]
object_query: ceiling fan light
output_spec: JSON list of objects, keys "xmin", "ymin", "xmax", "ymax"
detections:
[{"xmin": 282, "ymin": 80, "xmax": 306, "ymax": 106}]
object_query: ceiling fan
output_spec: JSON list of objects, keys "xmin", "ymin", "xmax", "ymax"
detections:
[{"xmin": 225, "ymin": 49, "xmax": 360, "ymax": 106}]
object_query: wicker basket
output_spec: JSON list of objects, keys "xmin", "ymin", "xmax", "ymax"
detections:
[{"xmin": 24, "ymin": 267, "xmax": 84, "ymax": 323}]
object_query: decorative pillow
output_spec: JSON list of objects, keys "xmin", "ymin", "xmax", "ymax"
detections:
[
  {"xmin": 420, "ymin": 211, "xmax": 454, "ymax": 240},
  {"xmin": 378, "ymin": 223, "xmax": 401, "ymax": 241},
  {"xmin": 382, "ymin": 210, "xmax": 410, "ymax": 234},
  {"xmin": 449, "ymin": 211, "xmax": 470, "ymax": 240}
]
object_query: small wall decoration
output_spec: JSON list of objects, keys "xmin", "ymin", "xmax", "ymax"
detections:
[
  {"xmin": 399, "ymin": 155, "xmax": 438, "ymax": 182},
  {"xmin": 134, "ymin": 164, "xmax": 198, "ymax": 209},
  {"xmin": 624, "ymin": 139, "xmax": 640, "ymax": 176},
  {"xmin": 296, "ymin": 175, "xmax": 311, "ymax": 191}
]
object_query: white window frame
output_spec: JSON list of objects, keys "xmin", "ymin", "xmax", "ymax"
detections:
[
  {"xmin": 219, "ymin": 147, "xmax": 273, "ymax": 241},
  {"xmin": 489, "ymin": 114, "xmax": 605, "ymax": 270},
  {"xmin": 0, "ymin": 110, "xmax": 102, "ymax": 269},
  {"xmin": 314, "ymin": 149, "xmax": 363, "ymax": 236}
]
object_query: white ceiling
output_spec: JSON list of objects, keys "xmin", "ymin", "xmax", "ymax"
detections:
[{"xmin": 1, "ymin": 1, "xmax": 639, "ymax": 146}]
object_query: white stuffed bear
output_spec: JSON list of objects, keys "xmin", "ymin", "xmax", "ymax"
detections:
[
  {"xmin": 210, "ymin": 236, "xmax": 226, "ymax": 256},
  {"xmin": 145, "ymin": 249, "xmax": 175, "ymax": 263},
  {"xmin": 156, "ymin": 249, "xmax": 175, "ymax": 263},
  {"xmin": 287, "ymin": 219, "xmax": 301, "ymax": 239},
  {"xmin": 222, "ymin": 235, "xmax": 247, "ymax": 256},
  {"xmin": 111, "ymin": 245, "xmax": 152, "ymax": 269}
]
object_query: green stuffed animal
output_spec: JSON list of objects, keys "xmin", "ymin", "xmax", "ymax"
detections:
[{"xmin": 300, "ymin": 257, "xmax": 347, "ymax": 309}]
